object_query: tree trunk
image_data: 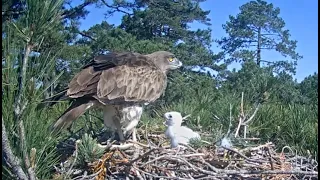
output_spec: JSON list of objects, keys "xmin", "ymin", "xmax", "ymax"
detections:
[{"xmin": 256, "ymin": 27, "xmax": 261, "ymax": 66}]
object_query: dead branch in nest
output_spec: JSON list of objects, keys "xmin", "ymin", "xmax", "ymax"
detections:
[
  {"xmin": 239, "ymin": 142, "xmax": 274, "ymax": 153},
  {"xmin": 235, "ymin": 92, "xmax": 261, "ymax": 138},
  {"xmin": 71, "ymin": 169, "xmax": 103, "ymax": 180},
  {"xmin": 97, "ymin": 142, "xmax": 135, "ymax": 151},
  {"xmin": 222, "ymin": 146, "xmax": 270, "ymax": 164},
  {"xmin": 126, "ymin": 148, "xmax": 159, "ymax": 166}
]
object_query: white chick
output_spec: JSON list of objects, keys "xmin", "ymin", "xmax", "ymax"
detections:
[
  {"xmin": 164, "ymin": 111, "xmax": 201, "ymax": 148},
  {"xmin": 220, "ymin": 136, "xmax": 232, "ymax": 149}
]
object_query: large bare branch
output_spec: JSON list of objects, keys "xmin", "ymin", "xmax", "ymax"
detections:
[
  {"xmin": 78, "ymin": 31, "xmax": 97, "ymax": 41},
  {"xmin": 2, "ymin": 118, "xmax": 28, "ymax": 180},
  {"xmin": 243, "ymin": 103, "xmax": 261, "ymax": 125},
  {"xmin": 60, "ymin": 1, "xmax": 93, "ymax": 19},
  {"xmin": 18, "ymin": 120, "xmax": 36, "ymax": 180},
  {"xmin": 100, "ymin": 0, "xmax": 133, "ymax": 16},
  {"xmin": 9, "ymin": 33, "xmax": 37, "ymax": 180},
  {"xmin": 234, "ymin": 92, "xmax": 245, "ymax": 138},
  {"xmin": 14, "ymin": 43, "xmax": 33, "ymax": 121}
]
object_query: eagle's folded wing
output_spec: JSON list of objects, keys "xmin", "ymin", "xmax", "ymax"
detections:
[
  {"xmin": 66, "ymin": 53, "xmax": 167, "ymax": 104},
  {"xmin": 97, "ymin": 65, "xmax": 166, "ymax": 103}
]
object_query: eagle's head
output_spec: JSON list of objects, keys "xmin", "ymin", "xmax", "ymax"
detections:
[
  {"xmin": 147, "ymin": 51, "xmax": 183, "ymax": 72},
  {"xmin": 164, "ymin": 111, "xmax": 183, "ymax": 127}
]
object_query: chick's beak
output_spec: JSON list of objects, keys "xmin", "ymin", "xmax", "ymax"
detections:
[{"xmin": 163, "ymin": 113, "xmax": 169, "ymax": 125}]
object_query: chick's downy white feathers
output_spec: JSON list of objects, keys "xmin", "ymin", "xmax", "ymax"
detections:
[
  {"xmin": 164, "ymin": 112, "xmax": 183, "ymax": 127},
  {"xmin": 164, "ymin": 111, "xmax": 200, "ymax": 148}
]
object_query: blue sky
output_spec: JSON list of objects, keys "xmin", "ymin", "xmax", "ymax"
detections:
[{"xmin": 75, "ymin": 0, "xmax": 318, "ymax": 82}]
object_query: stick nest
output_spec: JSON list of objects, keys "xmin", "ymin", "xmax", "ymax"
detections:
[{"xmin": 54, "ymin": 130, "xmax": 318, "ymax": 180}]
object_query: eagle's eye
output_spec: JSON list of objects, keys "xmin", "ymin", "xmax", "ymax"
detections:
[{"xmin": 168, "ymin": 57, "xmax": 174, "ymax": 62}]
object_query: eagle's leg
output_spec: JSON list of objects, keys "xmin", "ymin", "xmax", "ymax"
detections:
[
  {"xmin": 122, "ymin": 112, "xmax": 141, "ymax": 142},
  {"xmin": 132, "ymin": 128, "xmax": 137, "ymax": 142},
  {"xmin": 102, "ymin": 105, "xmax": 123, "ymax": 142},
  {"xmin": 123, "ymin": 128, "xmax": 137, "ymax": 141},
  {"xmin": 113, "ymin": 117, "xmax": 125, "ymax": 143},
  {"xmin": 66, "ymin": 123, "xmax": 74, "ymax": 135}
]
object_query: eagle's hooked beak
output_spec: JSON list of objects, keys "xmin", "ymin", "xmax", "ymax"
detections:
[{"xmin": 170, "ymin": 58, "xmax": 183, "ymax": 69}]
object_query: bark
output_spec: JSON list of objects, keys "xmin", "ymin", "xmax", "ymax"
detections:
[
  {"xmin": 18, "ymin": 120, "xmax": 36, "ymax": 180},
  {"xmin": 14, "ymin": 43, "xmax": 33, "ymax": 120},
  {"xmin": 257, "ymin": 27, "xmax": 261, "ymax": 66},
  {"xmin": 2, "ymin": 119, "xmax": 28, "ymax": 180}
]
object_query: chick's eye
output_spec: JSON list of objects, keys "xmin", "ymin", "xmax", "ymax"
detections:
[{"xmin": 168, "ymin": 114, "xmax": 172, "ymax": 118}]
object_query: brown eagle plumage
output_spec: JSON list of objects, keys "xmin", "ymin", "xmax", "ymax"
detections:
[{"xmin": 50, "ymin": 51, "xmax": 182, "ymax": 141}]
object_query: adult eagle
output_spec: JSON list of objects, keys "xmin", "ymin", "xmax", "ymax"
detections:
[{"xmin": 50, "ymin": 51, "xmax": 182, "ymax": 142}]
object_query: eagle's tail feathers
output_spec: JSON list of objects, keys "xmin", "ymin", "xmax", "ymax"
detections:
[{"xmin": 50, "ymin": 101, "xmax": 95, "ymax": 133}]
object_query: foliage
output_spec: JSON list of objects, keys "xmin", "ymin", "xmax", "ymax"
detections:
[
  {"xmin": 76, "ymin": 134, "xmax": 105, "ymax": 167},
  {"xmin": 2, "ymin": 24, "xmax": 62, "ymax": 180},
  {"xmin": 217, "ymin": 0, "xmax": 302, "ymax": 74},
  {"xmin": 221, "ymin": 60, "xmax": 275, "ymax": 104},
  {"xmin": 251, "ymin": 103, "xmax": 318, "ymax": 156},
  {"xmin": 2, "ymin": 0, "xmax": 318, "ymax": 178},
  {"xmin": 299, "ymin": 72, "xmax": 318, "ymax": 105},
  {"xmin": 120, "ymin": 0, "xmax": 211, "ymax": 42}
]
